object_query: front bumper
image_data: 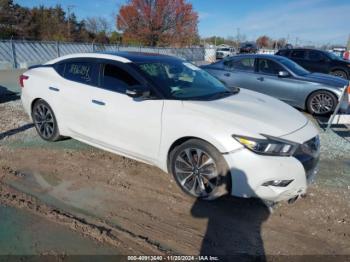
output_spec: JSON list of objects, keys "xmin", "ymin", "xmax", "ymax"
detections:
[{"xmin": 224, "ymin": 136, "xmax": 319, "ymax": 202}]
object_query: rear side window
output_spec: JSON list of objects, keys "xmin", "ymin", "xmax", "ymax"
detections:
[
  {"xmin": 224, "ymin": 58, "xmax": 255, "ymax": 72},
  {"xmin": 276, "ymin": 50, "xmax": 290, "ymax": 56},
  {"xmin": 100, "ymin": 64, "xmax": 140, "ymax": 93},
  {"xmin": 290, "ymin": 50, "xmax": 306, "ymax": 59},
  {"xmin": 64, "ymin": 62, "xmax": 99, "ymax": 86},
  {"xmin": 258, "ymin": 59, "xmax": 284, "ymax": 75}
]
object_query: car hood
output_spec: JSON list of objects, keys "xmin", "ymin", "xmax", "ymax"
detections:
[
  {"xmin": 298, "ymin": 72, "xmax": 349, "ymax": 87},
  {"xmin": 183, "ymin": 89, "xmax": 308, "ymax": 138}
]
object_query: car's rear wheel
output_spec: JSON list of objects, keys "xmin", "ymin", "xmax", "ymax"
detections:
[
  {"xmin": 32, "ymin": 99, "xmax": 62, "ymax": 141},
  {"xmin": 330, "ymin": 70, "xmax": 348, "ymax": 79},
  {"xmin": 306, "ymin": 90, "xmax": 337, "ymax": 115},
  {"xmin": 169, "ymin": 139, "xmax": 231, "ymax": 200}
]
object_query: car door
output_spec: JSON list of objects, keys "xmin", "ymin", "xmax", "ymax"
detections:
[
  {"xmin": 218, "ymin": 57, "xmax": 258, "ymax": 90},
  {"xmin": 87, "ymin": 60, "xmax": 164, "ymax": 163},
  {"xmin": 55, "ymin": 58, "xmax": 102, "ymax": 139},
  {"xmin": 304, "ymin": 50, "xmax": 330, "ymax": 73},
  {"xmin": 252, "ymin": 58, "xmax": 301, "ymax": 106}
]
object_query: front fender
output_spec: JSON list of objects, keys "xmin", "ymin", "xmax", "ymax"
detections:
[{"xmin": 157, "ymin": 101, "xmax": 242, "ymax": 172}]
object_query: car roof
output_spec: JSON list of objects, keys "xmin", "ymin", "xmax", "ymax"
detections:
[
  {"xmin": 46, "ymin": 51, "xmax": 183, "ymax": 65},
  {"xmin": 230, "ymin": 54, "xmax": 277, "ymax": 59},
  {"xmin": 278, "ymin": 48, "xmax": 326, "ymax": 52},
  {"xmin": 99, "ymin": 51, "xmax": 183, "ymax": 63}
]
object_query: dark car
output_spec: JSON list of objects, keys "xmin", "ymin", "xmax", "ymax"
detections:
[
  {"xmin": 201, "ymin": 54, "xmax": 349, "ymax": 115},
  {"xmin": 239, "ymin": 43, "xmax": 258, "ymax": 54},
  {"xmin": 276, "ymin": 48, "xmax": 350, "ymax": 80}
]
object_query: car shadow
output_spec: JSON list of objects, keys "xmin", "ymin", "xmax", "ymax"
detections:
[
  {"xmin": 0, "ymin": 124, "xmax": 34, "ymax": 140},
  {"xmin": 191, "ymin": 171, "xmax": 269, "ymax": 261},
  {"xmin": 0, "ymin": 85, "xmax": 20, "ymax": 103}
]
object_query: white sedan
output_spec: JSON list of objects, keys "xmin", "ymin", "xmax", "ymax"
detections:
[{"xmin": 20, "ymin": 52, "xmax": 320, "ymax": 202}]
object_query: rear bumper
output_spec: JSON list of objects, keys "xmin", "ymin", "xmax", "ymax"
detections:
[{"xmin": 21, "ymin": 90, "xmax": 32, "ymax": 117}]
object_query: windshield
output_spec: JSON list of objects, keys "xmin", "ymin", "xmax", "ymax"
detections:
[
  {"xmin": 136, "ymin": 61, "xmax": 236, "ymax": 100},
  {"xmin": 218, "ymin": 48, "xmax": 230, "ymax": 51},
  {"xmin": 276, "ymin": 57, "xmax": 310, "ymax": 76},
  {"xmin": 326, "ymin": 51, "xmax": 344, "ymax": 61}
]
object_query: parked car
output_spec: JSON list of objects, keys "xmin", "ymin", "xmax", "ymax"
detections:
[
  {"xmin": 201, "ymin": 54, "xmax": 349, "ymax": 115},
  {"xmin": 20, "ymin": 52, "xmax": 319, "ymax": 203},
  {"xmin": 216, "ymin": 47, "xmax": 235, "ymax": 59},
  {"xmin": 239, "ymin": 43, "xmax": 258, "ymax": 54},
  {"xmin": 276, "ymin": 48, "xmax": 350, "ymax": 80}
]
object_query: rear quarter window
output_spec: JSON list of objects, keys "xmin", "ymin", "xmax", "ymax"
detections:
[{"xmin": 54, "ymin": 63, "xmax": 66, "ymax": 77}]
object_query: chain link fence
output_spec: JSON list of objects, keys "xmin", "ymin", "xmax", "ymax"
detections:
[{"xmin": 0, "ymin": 40, "xmax": 216, "ymax": 69}]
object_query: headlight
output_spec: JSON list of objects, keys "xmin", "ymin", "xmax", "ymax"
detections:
[{"xmin": 233, "ymin": 134, "xmax": 298, "ymax": 156}]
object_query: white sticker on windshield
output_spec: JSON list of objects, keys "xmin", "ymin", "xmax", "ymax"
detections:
[{"xmin": 183, "ymin": 62, "xmax": 200, "ymax": 71}]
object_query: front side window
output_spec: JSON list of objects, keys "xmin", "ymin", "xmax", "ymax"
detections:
[
  {"xmin": 224, "ymin": 58, "xmax": 255, "ymax": 72},
  {"xmin": 136, "ymin": 61, "xmax": 235, "ymax": 100},
  {"xmin": 100, "ymin": 64, "xmax": 140, "ymax": 93},
  {"xmin": 308, "ymin": 51, "xmax": 325, "ymax": 61},
  {"xmin": 276, "ymin": 56, "xmax": 310, "ymax": 76},
  {"xmin": 64, "ymin": 62, "xmax": 98, "ymax": 86},
  {"xmin": 257, "ymin": 59, "xmax": 284, "ymax": 75}
]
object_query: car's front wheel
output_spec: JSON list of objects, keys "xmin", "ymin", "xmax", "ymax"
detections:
[
  {"xmin": 169, "ymin": 139, "xmax": 231, "ymax": 200},
  {"xmin": 306, "ymin": 90, "xmax": 337, "ymax": 115},
  {"xmin": 32, "ymin": 99, "xmax": 62, "ymax": 141}
]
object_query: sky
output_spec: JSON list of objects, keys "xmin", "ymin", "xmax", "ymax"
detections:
[{"xmin": 16, "ymin": 0, "xmax": 350, "ymax": 46}]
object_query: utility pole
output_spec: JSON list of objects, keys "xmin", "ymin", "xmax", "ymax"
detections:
[
  {"xmin": 67, "ymin": 5, "xmax": 75, "ymax": 41},
  {"xmin": 236, "ymin": 27, "xmax": 240, "ymax": 50}
]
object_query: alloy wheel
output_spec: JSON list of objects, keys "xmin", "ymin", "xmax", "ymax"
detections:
[
  {"xmin": 174, "ymin": 148, "xmax": 218, "ymax": 197},
  {"xmin": 33, "ymin": 103, "xmax": 55, "ymax": 139},
  {"xmin": 331, "ymin": 70, "xmax": 347, "ymax": 79},
  {"xmin": 310, "ymin": 93, "xmax": 334, "ymax": 114}
]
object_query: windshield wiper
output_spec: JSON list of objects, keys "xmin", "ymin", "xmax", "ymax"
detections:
[{"xmin": 207, "ymin": 90, "xmax": 235, "ymax": 100}]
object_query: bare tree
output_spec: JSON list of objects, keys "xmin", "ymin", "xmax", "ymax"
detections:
[{"xmin": 86, "ymin": 16, "xmax": 111, "ymax": 34}]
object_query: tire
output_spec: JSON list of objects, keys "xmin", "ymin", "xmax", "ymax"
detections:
[
  {"xmin": 330, "ymin": 70, "xmax": 348, "ymax": 79},
  {"xmin": 306, "ymin": 90, "xmax": 337, "ymax": 115},
  {"xmin": 31, "ymin": 99, "xmax": 62, "ymax": 141},
  {"xmin": 169, "ymin": 139, "xmax": 231, "ymax": 200}
]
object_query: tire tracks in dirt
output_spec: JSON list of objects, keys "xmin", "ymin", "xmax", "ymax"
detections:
[{"xmin": 0, "ymin": 169, "xmax": 176, "ymax": 255}]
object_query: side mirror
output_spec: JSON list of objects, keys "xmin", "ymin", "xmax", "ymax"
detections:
[
  {"xmin": 126, "ymin": 85, "xmax": 150, "ymax": 99},
  {"xmin": 278, "ymin": 71, "xmax": 290, "ymax": 78}
]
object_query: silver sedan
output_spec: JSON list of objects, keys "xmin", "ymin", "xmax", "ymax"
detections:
[{"xmin": 201, "ymin": 54, "xmax": 349, "ymax": 115}]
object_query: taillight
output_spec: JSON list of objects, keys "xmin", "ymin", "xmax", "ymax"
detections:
[{"xmin": 19, "ymin": 75, "xmax": 29, "ymax": 88}]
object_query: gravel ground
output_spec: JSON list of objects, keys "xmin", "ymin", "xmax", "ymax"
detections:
[{"xmin": 0, "ymin": 71, "xmax": 349, "ymax": 258}]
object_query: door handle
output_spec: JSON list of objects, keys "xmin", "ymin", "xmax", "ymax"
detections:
[
  {"xmin": 49, "ymin": 86, "xmax": 60, "ymax": 92},
  {"xmin": 92, "ymin": 99, "xmax": 105, "ymax": 106},
  {"xmin": 257, "ymin": 77, "xmax": 264, "ymax": 81},
  {"xmin": 224, "ymin": 73, "xmax": 231, "ymax": 77}
]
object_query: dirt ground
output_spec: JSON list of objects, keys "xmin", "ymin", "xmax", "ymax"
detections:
[{"xmin": 0, "ymin": 70, "xmax": 349, "ymax": 258}]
